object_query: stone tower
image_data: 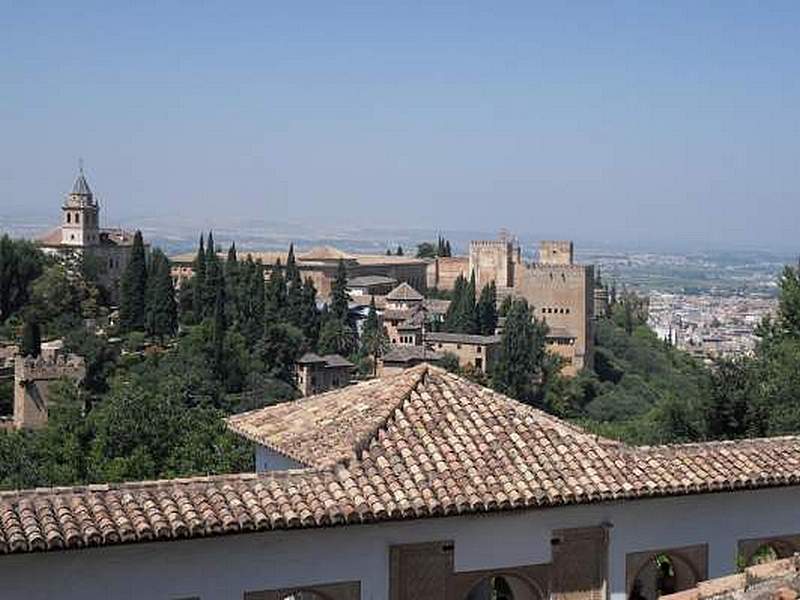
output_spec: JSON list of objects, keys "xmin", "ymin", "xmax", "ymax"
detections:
[
  {"xmin": 61, "ymin": 167, "xmax": 100, "ymax": 247},
  {"xmin": 13, "ymin": 352, "xmax": 86, "ymax": 430},
  {"xmin": 538, "ymin": 240, "xmax": 574, "ymax": 265},
  {"xmin": 469, "ymin": 237, "xmax": 521, "ymax": 293}
]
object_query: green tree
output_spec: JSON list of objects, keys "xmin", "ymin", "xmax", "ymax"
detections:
[
  {"xmin": 396, "ymin": 245, "xmax": 404, "ymax": 256},
  {"xmin": 416, "ymin": 242, "xmax": 437, "ymax": 258},
  {"xmin": 225, "ymin": 242, "xmax": 240, "ymax": 326},
  {"xmin": 443, "ymin": 273, "xmax": 477, "ymax": 333},
  {"xmin": 192, "ymin": 233, "xmax": 207, "ymax": 321},
  {"xmin": 360, "ymin": 296, "xmax": 389, "ymax": 375},
  {"xmin": 330, "ymin": 259, "xmax": 350, "ymax": 323},
  {"xmin": 491, "ymin": 298, "xmax": 548, "ymax": 404},
  {"xmin": 0, "ymin": 235, "xmax": 45, "ymax": 323},
  {"xmin": 476, "ymin": 282, "xmax": 498, "ymax": 335},
  {"xmin": 298, "ymin": 277, "xmax": 320, "ymax": 348},
  {"xmin": 257, "ymin": 322, "xmax": 304, "ymax": 384},
  {"xmin": 265, "ymin": 259, "xmax": 287, "ymax": 321},
  {"xmin": 285, "ymin": 244, "xmax": 304, "ymax": 326},
  {"xmin": 318, "ymin": 316, "xmax": 357, "ymax": 357},
  {"xmin": 203, "ymin": 231, "xmax": 223, "ymax": 319},
  {"xmin": 19, "ymin": 317, "xmax": 42, "ymax": 357},
  {"xmin": 145, "ymin": 249, "xmax": 178, "ymax": 341},
  {"xmin": 19, "ymin": 318, "xmax": 41, "ymax": 357},
  {"xmin": 119, "ymin": 230, "xmax": 148, "ymax": 332}
]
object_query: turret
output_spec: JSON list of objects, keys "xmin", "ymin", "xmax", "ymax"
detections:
[{"xmin": 61, "ymin": 165, "xmax": 100, "ymax": 246}]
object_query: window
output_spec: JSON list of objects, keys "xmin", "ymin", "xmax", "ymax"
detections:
[
  {"xmin": 75, "ymin": 213, "xmax": 80, "ymax": 223},
  {"xmin": 66, "ymin": 213, "xmax": 71, "ymax": 223},
  {"xmin": 477, "ymin": 346, "xmax": 482, "ymax": 354},
  {"xmin": 475, "ymin": 358, "xmax": 483, "ymax": 370}
]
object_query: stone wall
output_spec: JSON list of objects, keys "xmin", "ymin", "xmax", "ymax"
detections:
[{"xmin": 13, "ymin": 353, "xmax": 86, "ymax": 430}]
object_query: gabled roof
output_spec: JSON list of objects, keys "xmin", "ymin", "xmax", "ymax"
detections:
[
  {"xmin": 297, "ymin": 352, "xmax": 326, "ymax": 364},
  {"xmin": 228, "ymin": 368, "xmax": 425, "ymax": 468},
  {"xmin": 299, "ymin": 246, "xmax": 354, "ymax": 261},
  {"xmin": 386, "ymin": 282, "xmax": 424, "ymax": 302},
  {"xmin": 425, "ymin": 332, "xmax": 501, "ymax": 345},
  {"xmin": 4, "ymin": 366, "xmax": 800, "ymax": 556},
  {"xmin": 320, "ymin": 354, "xmax": 355, "ymax": 369},
  {"xmin": 381, "ymin": 346, "xmax": 443, "ymax": 363}
]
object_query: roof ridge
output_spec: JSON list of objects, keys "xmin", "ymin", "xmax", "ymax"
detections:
[{"xmin": 348, "ymin": 364, "xmax": 429, "ymax": 465}]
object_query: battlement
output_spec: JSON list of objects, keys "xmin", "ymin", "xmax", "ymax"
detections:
[
  {"xmin": 15, "ymin": 354, "xmax": 86, "ymax": 383},
  {"xmin": 538, "ymin": 240, "xmax": 573, "ymax": 265}
]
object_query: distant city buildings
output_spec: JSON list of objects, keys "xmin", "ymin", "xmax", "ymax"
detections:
[{"xmin": 648, "ymin": 291, "xmax": 777, "ymax": 361}]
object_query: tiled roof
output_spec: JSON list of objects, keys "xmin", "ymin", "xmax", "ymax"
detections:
[
  {"xmin": 386, "ymin": 282, "xmax": 424, "ymax": 302},
  {"xmin": 423, "ymin": 298, "xmax": 451, "ymax": 315},
  {"xmin": 297, "ymin": 352, "xmax": 326, "ymax": 364},
  {"xmin": 36, "ymin": 228, "xmax": 63, "ymax": 246},
  {"xmin": 381, "ymin": 346, "xmax": 444, "ymax": 363},
  {"xmin": 320, "ymin": 354, "xmax": 355, "ymax": 369},
  {"xmin": 425, "ymin": 332, "xmax": 501, "ymax": 345},
  {"xmin": 381, "ymin": 308, "xmax": 414, "ymax": 321},
  {"xmin": 663, "ymin": 556, "xmax": 800, "ymax": 600},
  {"xmin": 347, "ymin": 275, "xmax": 397, "ymax": 288},
  {"xmin": 4, "ymin": 366, "xmax": 800, "ymax": 556},
  {"xmin": 299, "ymin": 246, "xmax": 355, "ymax": 261}
]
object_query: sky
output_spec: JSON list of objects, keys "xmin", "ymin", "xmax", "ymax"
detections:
[{"xmin": 1, "ymin": 1, "xmax": 799, "ymax": 250}]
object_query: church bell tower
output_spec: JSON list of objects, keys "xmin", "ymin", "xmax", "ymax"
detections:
[{"xmin": 61, "ymin": 165, "xmax": 100, "ymax": 247}]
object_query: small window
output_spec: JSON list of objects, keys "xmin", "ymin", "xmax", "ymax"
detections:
[
  {"xmin": 75, "ymin": 213, "xmax": 80, "ymax": 223},
  {"xmin": 475, "ymin": 357, "xmax": 483, "ymax": 369},
  {"xmin": 477, "ymin": 346, "xmax": 482, "ymax": 354},
  {"xmin": 66, "ymin": 213, "xmax": 71, "ymax": 223},
  {"xmin": 456, "ymin": 344, "xmax": 462, "ymax": 349}
]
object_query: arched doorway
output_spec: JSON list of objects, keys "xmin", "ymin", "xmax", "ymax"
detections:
[
  {"xmin": 627, "ymin": 548, "xmax": 706, "ymax": 600},
  {"xmin": 465, "ymin": 573, "xmax": 542, "ymax": 600},
  {"xmin": 739, "ymin": 537, "xmax": 799, "ymax": 568}
]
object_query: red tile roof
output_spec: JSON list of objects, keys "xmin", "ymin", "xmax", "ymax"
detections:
[{"xmin": 2, "ymin": 365, "xmax": 800, "ymax": 556}]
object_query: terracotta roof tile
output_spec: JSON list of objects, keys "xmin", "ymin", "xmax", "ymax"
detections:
[{"xmin": 4, "ymin": 366, "xmax": 800, "ymax": 556}]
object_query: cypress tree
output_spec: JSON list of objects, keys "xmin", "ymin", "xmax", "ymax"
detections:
[
  {"xmin": 225, "ymin": 242, "xmax": 240, "ymax": 326},
  {"xmin": 285, "ymin": 243, "xmax": 303, "ymax": 326},
  {"xmin": 361, "ymin": 296, "xmax": 388, "ymax": 376},
  {"xmin": 445, "ymin": 240, "xmax": 452, "ymax": 257},
  {"xmin": 265, "ymin": 259, "xmax": 287, "ymax": 321},
  {"xmin": 491, "ymin": 298, "xmax": 547, "ymax": 404},
  {"xmin": 212, "ymin": 285, "xmax": 227, "ymax": 378},
  {"xmin": 298, "ymin": 277, "xmax": 320, "ymax": 347},
  {"xmin": 119, "ymin": 230, "xmax": 147, "ymax": 332},
  {"xmin": 396, "ymin": 245, "xmax": 404, "ymax": 256},
  {"xmin": 443, "ymin": 275, "xmax": 466, "ymax": 332},
  {"xmin": 476, "ymin": 282, "xmax": 498, "ymax": 335},
  {"xmin": 20, "ymin": 318, "xmax": 41, "ymax": 357},
  {"xmin": 330, "ymin": 258, "xmax": 350, "ymax": 323},
  {"xmin": 240, "ymin": 257, "xmax": 266, "ymax": 345},
  {"xmin": 192, "ymin": 233, "xmax": 206, "ymax": 321},
  {"xmin": 145, "ymin": 249, "xmax": 178, "ymax": 341},
  {"xmin": 203, "ymin": 231, "xmax": 223, "ymax": 317}
]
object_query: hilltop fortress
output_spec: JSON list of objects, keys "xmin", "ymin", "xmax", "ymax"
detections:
[{"xmin": 468, "ymin": 237, "xmax": 595, "ymax": 374}]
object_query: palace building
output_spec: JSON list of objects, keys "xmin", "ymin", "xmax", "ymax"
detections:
[
  {"xmin": 2, "ymin": 365, "xmax": 800, "ymax": 600},
  {"xmin": 37, "ymin": 168, "xmax": 140, "ymax": 301}
]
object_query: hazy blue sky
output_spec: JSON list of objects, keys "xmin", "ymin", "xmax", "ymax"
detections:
[{"xmin": 1, "ymin": 2, "xmax": 798, "ymax": 249}]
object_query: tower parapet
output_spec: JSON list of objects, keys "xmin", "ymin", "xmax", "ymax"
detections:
[
  {"xmin": 538, "ymin": 240, "xmax": 574, "ymax": 265},
  {"xmin": 13, "ymin": 352, "xmax": 86, "ymax": 430}
]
